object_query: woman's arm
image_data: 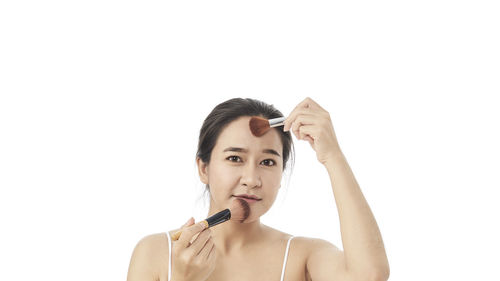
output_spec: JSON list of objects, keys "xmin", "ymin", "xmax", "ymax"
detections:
[
  {"xmin": 323, "ymin": 151, "xmax": 389, "ymax": 280},
  {"xmin": 283, "ymin": 97, "xmax": 390, "ymax": 280}
]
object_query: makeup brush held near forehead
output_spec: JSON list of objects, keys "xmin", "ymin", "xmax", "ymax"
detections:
[
  {"xmin": 171, "ymin": 198, "xmax": 250, "ymax": 241},
  {"xmin": 249, "ymin": 116, "xmax": 286, "ymax": 137}
]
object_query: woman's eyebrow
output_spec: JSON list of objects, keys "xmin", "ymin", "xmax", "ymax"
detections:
[{"xmin": 223, "ymin": 147, "xmax": 281, "ymax": 157}]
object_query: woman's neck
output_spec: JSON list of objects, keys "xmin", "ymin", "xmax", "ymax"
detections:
[{"xmin": 207, "ymin": 207, "xmax": 265, "ymax": 255}]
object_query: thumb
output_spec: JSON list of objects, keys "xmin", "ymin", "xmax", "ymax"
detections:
[{"xmin": 182, "ymin": 217, "xmax": 194, "ymax": 228}]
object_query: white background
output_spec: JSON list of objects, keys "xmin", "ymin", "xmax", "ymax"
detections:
[{"xmin": 1, "ymin": 1, "xmax": 499, "ymax": 280}]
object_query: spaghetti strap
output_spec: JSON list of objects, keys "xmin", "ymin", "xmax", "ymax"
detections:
[
  {"xmin": 166, "ymin": 232, "xmax": 172, "ymax": 281},
  {"xmin": 280, "ymin": 236, "xmax": 295, "ymax": 281}
]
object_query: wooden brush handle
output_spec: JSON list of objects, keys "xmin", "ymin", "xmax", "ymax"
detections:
[{"xmin": 171, "ymin": 220, "xmax": 209, "ymax": 241}]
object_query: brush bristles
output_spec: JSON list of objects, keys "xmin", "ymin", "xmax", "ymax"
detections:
[
  {"xmin": 229, "ymin": 198, "xmax": 251, "ymax": 223},
  {"xmin": 249, "ymin": 116, "xmax": 270, "ymax": 137}
]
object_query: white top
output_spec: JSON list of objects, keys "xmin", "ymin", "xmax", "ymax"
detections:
[{"xmin": 166, "ymin": 231, "xmax": 295, "ymax": 281}]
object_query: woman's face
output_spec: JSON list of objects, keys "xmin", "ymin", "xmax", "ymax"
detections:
[{"xmin": 197, "ymin": 116, "xmax": 284, "ymax": 222}]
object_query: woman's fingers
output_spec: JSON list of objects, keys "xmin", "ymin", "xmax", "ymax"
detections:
[
  {"xmin": 171, "ymin": 217, "xmax": 196, "ymax": 241},
  {"xmin": 284, "ymin": 97, "xmax": 329, "ymax": 131},
  {"xmin": 187, "ymin": 228, "xmax": 212, "ymax": 255},
  {"xmin": 170, "ymin": 220, "xmax": 216, "ymax": 281},
  {"xmin": 197, "ymin": 235, "xmax": 214, "ymax": 260},
  {"xmin": 289, "ymin": 114, "xmax": 316, "ymax": 138},
  {"xmin": 177, "ymin": 222, "xmax": 207, "ymax": 248},
  {"xmin": 284, "ymin": 107, "xmax": 314, "ymax": 131},
  {"xmin": 207, "ymin": 242, "xmax": 216, "ymax": 261},
  {"xmin": 182, "ymin": 217, "xmax": 194, "ymax": 227}
]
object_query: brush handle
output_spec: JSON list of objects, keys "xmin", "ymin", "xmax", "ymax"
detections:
[
  {"xmin": 171, "ymin": 209, "xmax": 231, "ymax": 241},
  {"xmin": 269, "ymin": 117, "xmax": 286, "ymax": 128},
  {"xmin": 172, "ymin": 220, "xmax": 209, "ymax": 241},
  {"xmin": 206, "ymin": 208, "xmax": 231, "ymax": 227}
]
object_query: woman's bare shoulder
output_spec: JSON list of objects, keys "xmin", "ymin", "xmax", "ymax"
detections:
[
  {"xmin": 294, "ymin": 236, "xmax": 340, "ymax": 250},
  {"xmin": 127, "ymin": 232, "xmax": 172, "ymax": 281},
  {"xmin": 136, "ymin": 231, "xmax": 171, "ymax": 254},
  {"xmin": 261, "ymin": 226, "xmax": 345, "ymax": 281},
  {"xmin": 262, "ymin": 224, "xmax": 339, "ymax": 251},
  {"xmin": 141, "ymin": 228, "xmax": 181, "ymax": 251},
  {"xmin": 293, "ymin": 236, "xmax": 347, "ymax": 281}
]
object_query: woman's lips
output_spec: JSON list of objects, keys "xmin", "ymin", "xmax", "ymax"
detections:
[{"xmin": 233, "ymin": 195, "xmax": 261, "ymax": 203}]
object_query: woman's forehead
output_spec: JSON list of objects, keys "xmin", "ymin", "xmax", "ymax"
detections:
[{"xmin": 214, "ymin": 116, "xmax": 282, "ymax": 153}]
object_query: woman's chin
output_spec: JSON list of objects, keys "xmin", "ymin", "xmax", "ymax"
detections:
[{"xmin": 229, "ymin": 213, "xmax": 260, "ymax": 224}]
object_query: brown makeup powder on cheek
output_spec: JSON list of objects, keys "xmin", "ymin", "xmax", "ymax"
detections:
[{"xmin": 238, "ymin": 198, "xmax": 250, "ymax": 222}]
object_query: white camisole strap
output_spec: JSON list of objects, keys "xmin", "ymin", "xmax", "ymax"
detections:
[
  {"xmin": 167, "ymin": 231, "xmax": 172, "ymax": 281},
  {"xmin": 166, "ymin": 232, "xmax": 294, "ymax": 281},
  {"xmin": 280, "ymin": 236, "xmax": 295, "ymax": 281}
]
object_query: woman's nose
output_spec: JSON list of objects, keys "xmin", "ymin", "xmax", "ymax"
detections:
[{"xmin": 240, "ymin": 164, "xmax": 262, "ymax": 188}]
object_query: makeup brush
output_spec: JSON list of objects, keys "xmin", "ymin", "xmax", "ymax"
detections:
[
  {"xmin": 249, "ymin": 116, "xmax": 286, "ymax": 137},
  {"xmin": 171, "ymin": 198, "xmax": 250, "ymax": 241}
]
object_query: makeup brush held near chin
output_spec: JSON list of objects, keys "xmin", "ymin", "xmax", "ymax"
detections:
[
  {"xmin": 171, "ymin": 198, "xmax": 250, "ymax": 241},
  {"xmin": 249, "ymin": 116, "xmax": 286, "ymax": 137}
]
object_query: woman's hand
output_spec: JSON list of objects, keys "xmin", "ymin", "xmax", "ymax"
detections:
[
  {"xmin": 283, "ymin": 97, "xmax": 342, "ymax": 165},
  {"xmin": 171, "ymin": 218, "xmax": 217, "ymax": 281}
]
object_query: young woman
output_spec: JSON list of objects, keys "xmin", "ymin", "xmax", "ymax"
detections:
[{"xmin": 127, "ymin": 97, "xmax": 390, "ymax": 281}]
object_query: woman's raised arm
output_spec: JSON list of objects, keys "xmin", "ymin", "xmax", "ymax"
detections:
[{"xmin": 284, "ymin": 97, "xmax": 390, "ymax": 281}]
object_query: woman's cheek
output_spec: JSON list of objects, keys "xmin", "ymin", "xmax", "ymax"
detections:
[{"xmin": 211, "ymin": 163, "xmax": 237, "ymax": 182}]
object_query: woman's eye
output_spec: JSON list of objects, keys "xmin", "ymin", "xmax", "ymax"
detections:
[
  {"xmin": 261, "ymin": 159, "xmax": 276, "ymax": 166},
  {"xmin": 226, "ymin": 156, "xmax": 275, "ymax": 166},
  {"xmin": 227, "ymin": 156, "xmax": 242, "ymax": 162}
]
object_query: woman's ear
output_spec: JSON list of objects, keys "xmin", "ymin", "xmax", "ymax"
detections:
[{"xmin": 196, "ymin": 157, "xmax": 209, "ymax": 184}]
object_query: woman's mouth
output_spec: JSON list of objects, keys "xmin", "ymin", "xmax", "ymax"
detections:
[{"xmin": 233, "ymin": 195, "xmax": 262, "ymax": 203}]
